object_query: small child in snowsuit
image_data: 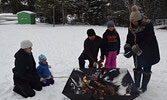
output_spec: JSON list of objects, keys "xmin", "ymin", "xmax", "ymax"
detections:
[
  {"xmin": 102, "ymin": 20, "xmax": 120, "ymax": 68},
  {"xmin": 37, "ymin": 54, "xmax": 54, "ymax": 86}
]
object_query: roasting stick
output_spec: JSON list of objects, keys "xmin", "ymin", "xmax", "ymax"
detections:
[{"xmin": 53, "ymin": 76, "xmax": 69, "ymax": 78}]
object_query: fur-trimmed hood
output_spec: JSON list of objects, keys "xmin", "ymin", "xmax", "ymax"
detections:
[{"xmin": 129, "ymin": 16, "xmax": 150, "ymax": 34}]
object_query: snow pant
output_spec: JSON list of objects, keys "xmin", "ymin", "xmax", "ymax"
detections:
[
  {"xmin": 41, "ymin": 78, "xmax": 54, "ymax": 86},
  {"xmin": 13, "ymin": 75, "xmax": 42, "ymax": 98},
  {"xmin": 105, "ymin": 51, "xmax": 117, "ymax": 68},
  {"xmin": 133, "ymin": 65, "xmax": 152, "ymax": 92},
  {"xmin": 78, "ymin": 53, "xmax": 97, "ymax": 69}
]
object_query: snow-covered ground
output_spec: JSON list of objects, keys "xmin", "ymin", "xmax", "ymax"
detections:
[{"xmin": 0, "ymin": 22, "xmax": 166, "ymax": 100}]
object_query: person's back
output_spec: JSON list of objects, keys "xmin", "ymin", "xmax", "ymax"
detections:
[
  {"xmin": 13, "ymin": 49, "xmax": 36, "ymax": 79},
  {"xmin": 37, "ymin": 63, "xmax": 50, "ymax": 78}
]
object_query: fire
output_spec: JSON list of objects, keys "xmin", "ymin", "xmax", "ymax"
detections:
[{"xmin": 82, "ymin": 75, "xmax": 115, "ymax": 95}]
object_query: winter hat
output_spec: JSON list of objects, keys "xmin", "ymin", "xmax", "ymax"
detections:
[
  {"xmin": 20, "ymin": 40, "xmax": 33, "ymax": 49},
  {"xmin": 107, "ymin": 20, "xmax": 115, "ymax": 28},
  {"xmin": 87, "ymin": 29, "xmax": 96, "ymax": 36},
  {"xmin": 130, "ymin": 5, "xmax": 142, "ymax": 22},
  {"xmin": 38, "ymin": 54, "xmax": 47, "ymax": 63}
]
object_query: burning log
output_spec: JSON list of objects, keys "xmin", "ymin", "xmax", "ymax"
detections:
[{"xmin": 82, "ymin": 75, "xmax": 115, "ymax": 95}]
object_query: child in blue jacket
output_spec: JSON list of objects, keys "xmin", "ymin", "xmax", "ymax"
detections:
[{"xmin": 37, "ymin": 54, "xmax": 54, "ymax": 86}]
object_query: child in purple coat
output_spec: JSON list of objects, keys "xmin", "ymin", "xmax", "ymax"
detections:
[{"xmin": 37, "ymin": 54, "xmax": 54, "ymax": 86}]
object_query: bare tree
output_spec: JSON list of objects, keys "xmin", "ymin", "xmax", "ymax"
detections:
[
  {"xmin": 122, "ymin": 0, "xmax": 133, "ymax": 13},
  {"xmin": 122, "ymin": 0, "xmax": 160, "ymax": 22},
  {"xmin": 61, "ymin": 0, "xmax": 66, "ymax": 24}
]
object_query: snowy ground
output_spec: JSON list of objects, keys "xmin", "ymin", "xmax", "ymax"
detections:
[{"xmin": 0, "ymin": 22, "xmax": 167, "ymax": 100}]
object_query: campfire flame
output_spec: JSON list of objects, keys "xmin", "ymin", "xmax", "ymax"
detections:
[{"xmin": 82, "ymin": 75, "xmax": 115, "ymax": 95}]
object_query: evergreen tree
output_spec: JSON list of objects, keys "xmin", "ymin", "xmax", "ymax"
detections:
[
  {"xmin": 86, "ymin": 0, "xmax": 108, "ymax": 25},
  {"xmin": 109, "ymin": 0, "xmax": 129, "ymax": 26},
  {"xmin": 136, "ymin": 0, "xmax": 160, "ymax": 22},
  {"xmin": 0, "ymin": 0, "xmax": 11, "ymax": 12},
  {"xmin": 27, "ymin": 0, "xmax": 36, "ymax": 11},
  {"xmin": 65, "ymin": 0, "xmax": 115, "ymax": 25},
  {"xmin": 64, "ymin": 0, "xmax": 88, "ymax": 24},
  {"xmin": 0, "ymin": 0, "xmax": 36, "ymax": 13},
  {"xmin": 158, "ymin": 0, "xmax": 167, "ymax": 19},
  {"xmin": 35, "ymin": 0, "xmax": 62, "ymax": 24}
]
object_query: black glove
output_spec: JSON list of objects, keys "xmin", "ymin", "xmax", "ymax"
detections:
[
  {"xmin": 124, "ymin": 43, "xmax": 133, "ymax": 58},
  {"xmin": 132, "ymin": 44, "xmax": 143, "ymax": 56}
]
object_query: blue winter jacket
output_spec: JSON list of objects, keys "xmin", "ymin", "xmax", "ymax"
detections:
[{"xmin": 37, "ymin": 63, "xmax": 50, "ymax": 78}]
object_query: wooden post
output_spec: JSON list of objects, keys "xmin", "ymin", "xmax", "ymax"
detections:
[
  {"xmin": 62, "ymin": 0, "xmax": 66, "ymax": 25},
  {"xmin": 53, "ymin": 0, "xmax": 55, "ymax": 27}
]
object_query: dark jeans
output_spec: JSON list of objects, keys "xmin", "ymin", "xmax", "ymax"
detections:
[
  {"xmin": 136, "ymin": 65, "xmax": 152, "ymax": 73},
  {"xmin": 134, "ymin": 65, "xmax": 152, "ymax": 91},
  {"xmin": 78, "ymin": 53, "xmax": 97, "ymax": 69}
]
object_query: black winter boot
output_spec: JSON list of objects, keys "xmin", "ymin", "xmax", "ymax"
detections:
[
  {"xmin": 141, "ymin": 72, "xmax": 151, "ymax": 93},
  {"xmin": 13, "ymin": 84, "xmax": 35, "ymax": 98},
  {"xmin": 133, "ymin": 68, "xmax": 142, "ymax": 89}
]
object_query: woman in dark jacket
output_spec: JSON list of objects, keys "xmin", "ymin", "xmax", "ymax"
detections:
[
  {"xmin": 124, "ymin": 5, "xmax": 160, "ymax": 93},
  {"xmin": 12, "ymin": 40, "xmax": 42, "ymax": 98}
]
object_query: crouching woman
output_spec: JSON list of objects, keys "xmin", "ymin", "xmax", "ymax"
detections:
[{"xmin": 12, "ymin": 40, "xmax": 42, "ymax": 98}]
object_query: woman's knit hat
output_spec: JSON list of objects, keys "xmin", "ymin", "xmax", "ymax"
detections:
[
  {"xmin": 130, "ymin": 5, "xmax": 142, "ymax": 22},
  {"xmin": 38, "ymin": 54, "xmax": 47, "ymax": 63},
  {"xmin": 20, "ymin": 40, "xmax": 33, "ymax": 49}
]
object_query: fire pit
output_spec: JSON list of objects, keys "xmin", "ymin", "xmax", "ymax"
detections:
[{"xmin": 62, "ymin": 68, "xmax": 139, "ymax": 100}]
